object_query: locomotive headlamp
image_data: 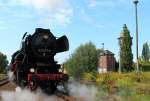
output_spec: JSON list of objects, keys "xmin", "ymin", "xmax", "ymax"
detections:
[
  {"xmin": 59, "ymin": 69, "xmax": 62, "ymax": 72},
  {"xmin": 43, "ymin": 35, "xmax": 49, "ymax": 40},
  {"xmin": 30, "ymin": 68, "xmax": 35, "ymax": 73}
]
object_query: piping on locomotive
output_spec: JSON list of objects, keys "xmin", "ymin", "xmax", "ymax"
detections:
[{"xmin": 10, "ymin": 28, "xmax": 69, "ymax": 93}]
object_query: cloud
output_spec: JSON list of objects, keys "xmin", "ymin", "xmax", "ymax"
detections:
[
  {"xmin": 0, "ymin": 26, "xmax": 7, "ymax": 30},
  {"xmin": 54, "ymin": 8, "xmax": 73, "ymax": 26},
  {"xmin": 88, "ymin": 0, "xmax": 115, "ymax": 8},
  {"xmin": 88, "ymin": 0, "xmax": 128, "ymax": 8},
  {"xmin": 80, "ymin": 9, "xmax": 105, "ymax": 29},
  {"xmin": 37, "ymin": 8, "xmax": 73, "ymax": 27},
  {"xmin": 15, "ymin": 0, "xmax": 66, "ymax": 12},
  {"xmin": 0, "ymin": 0, "xmax": 73, "ymax": 26},
  {"xmin": 17, "ymin": 0, "xmax": 73, "ymax": 26}
]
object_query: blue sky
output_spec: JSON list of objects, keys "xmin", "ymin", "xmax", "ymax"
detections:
[{"xmin": 0, "ymin": 0, "xmax": 150, "ymax": 63}]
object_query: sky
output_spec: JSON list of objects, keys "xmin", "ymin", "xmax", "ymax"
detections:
[{"xmin": 0, "ymin": 0, "xmax": 150, "ymax": 63}]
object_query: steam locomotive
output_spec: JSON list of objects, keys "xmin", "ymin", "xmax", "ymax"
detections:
[{"xmin": 10, "ymin": 28, "xmax": 69, "ymax": 93}]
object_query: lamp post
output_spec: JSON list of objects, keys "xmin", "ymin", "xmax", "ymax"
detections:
[
  {"xmin": 102, "ymin": 43, "xmax": 104, "ymax": 51},
  {"xmin": 133, "ymin": 0, "xmax": 140, "ymax": 82},
  {"xmin": 101, "ymin": 43, "xmax": 104, "ymax": 73}
]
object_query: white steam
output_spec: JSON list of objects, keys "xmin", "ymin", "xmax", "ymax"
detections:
[
  {"xmin": 1, "ymin": 90, "xmax": 38, "ymax": 101},
  {"xmin": 7, "ymin": 71, "xmax": 14, "ymax": 81},
  {"xmin": 15, "ymin": 86, "xmax": 22, "ymax": 92},
  {"xmin": 1, "ymin": 89, "xmax": 64, "ymax": 101},
  {"xmin": 68, "ymin": 81, "xmax": 100, "ymax": 101},
  {"xmin": 2, "ymin": 72, "xmax": 102, "ymax": 101},
  {"xmin": 1, "ymin": 71, "xmax": 64, "ymax": 101}
]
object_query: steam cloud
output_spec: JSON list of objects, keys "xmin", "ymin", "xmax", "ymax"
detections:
[
  {"xmin": 1, "ymin": 83, "xmax": 100, "ymax": 101},
  {"xmin": 1, "ymin": 89, "xmax": 62, "ymax": 101},
  {"xmin": 68, "ymin": 81, "xmax": 124, "ymax": 101},
  {"xmin": 1, "ymin": 72, "xmax": 102, "ymax": 101},
  {"xmin": 1, "ymin": 72, "xmax": 61, "ymax": 101},
  {"xmin": 7, "ymin": 71, "xmax": 14, "ymax": 81},
  {"xmin": 68, "ymin": 81, "xmax": 100, "ymax": 101}
]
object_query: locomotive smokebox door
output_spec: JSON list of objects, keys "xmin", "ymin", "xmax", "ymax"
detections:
[{"xmin": 31, "ymin": 28, "xmax": 57, "ymax": 60}]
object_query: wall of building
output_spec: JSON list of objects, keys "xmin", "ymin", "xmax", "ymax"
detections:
[{"xmin": 98, "ymin": 55, "xmax": 116, "ymax": 73}]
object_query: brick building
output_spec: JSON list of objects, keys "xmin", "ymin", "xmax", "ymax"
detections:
[{"xmin": 98, "ymin": 50, "xmax": 116, "ymax": 73}]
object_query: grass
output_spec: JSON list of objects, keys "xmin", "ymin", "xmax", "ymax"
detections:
[
  {"xmin": 0, "ymin": 74, "xmax": 7, "ymax": 80},
  {"xmin": 95, "ymin": 72, "xmax": 150, "ymax": 101}
]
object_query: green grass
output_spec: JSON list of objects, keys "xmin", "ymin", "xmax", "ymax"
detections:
[
  {"xmin": 0, "ymin": 74, "xmax": 7, "ymax": 80},
  {"xmin": 95, "ymin": 72, "xmax": 150, "ymax": 101}
]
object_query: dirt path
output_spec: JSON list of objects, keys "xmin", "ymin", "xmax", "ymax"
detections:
[{"xmin": 0, "ymin": 82, "xmax": 16, "ymax": 91}]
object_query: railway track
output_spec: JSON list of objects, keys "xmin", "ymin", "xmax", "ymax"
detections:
[
  {"xmin": 0, "ymin": 78, "xmax": 9, "ymax": 101},
  {"xmin": 0, "ymin": 78, "xmax": 9, "ymax": 87},
  {"xmin": 55, "ymin": 91, "xmax": 82, "ymax": 101}
]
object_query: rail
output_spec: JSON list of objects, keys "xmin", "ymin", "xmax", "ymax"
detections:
[
  {"xmin": 55, "ymin": 91, "xmax": 82, "ymax": 101},
  {"xmin": 0, "ymin": 77, "xmax": 9, "ymax": 86}
]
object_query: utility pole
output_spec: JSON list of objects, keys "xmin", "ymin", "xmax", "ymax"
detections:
[
  {"xmin": 101, "ymin": 43, "xmax": 104, "ymax": 73},
  {"xmin": 133, "ymin": 0, "xmax": 140, "ymax": 82},
  {"xmin": 119, "ymin": 50, "xmax": 121, "ymax": 73},
  {"xmin": 102, "ymin": 43, "xmax": 104, "ymax": 51}
]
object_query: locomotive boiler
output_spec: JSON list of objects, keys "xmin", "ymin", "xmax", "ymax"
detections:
[{"xmin": 10, "ymin": 28, "xmax": 69, "ymax": 93}]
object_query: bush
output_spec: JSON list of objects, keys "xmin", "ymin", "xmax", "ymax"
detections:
[{"xmin": 139, "ymin": 62, "xmax": 150, "ymax": 71}]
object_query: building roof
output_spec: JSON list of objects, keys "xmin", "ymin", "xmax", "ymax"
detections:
[{"xmin": 99, "ymin": 50, "xmax": 114, "ymax": 56}]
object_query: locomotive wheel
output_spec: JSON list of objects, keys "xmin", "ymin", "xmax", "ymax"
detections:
[
  {"xmin": 28, "ymin": 75, "xmax": 39, "ymax": 91},
  {"xmin": 29, "ymin": 81, "xmax": 37, "ymax": 91},
  {"xmin": 42, "ymin": 82, "xmax": 57, "ymax": 94}
]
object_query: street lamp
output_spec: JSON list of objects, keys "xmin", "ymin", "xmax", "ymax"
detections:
[
  {"xmin": 133, "ymin": 0, "xmax": 140, "ymax": 82},
  {"xmin": 102, "ymin": 43, "xmax": 104, "ymax": 51},
  {"xmin": 101, "ymin": 43, "xmax": 104, "ymax": 73}
]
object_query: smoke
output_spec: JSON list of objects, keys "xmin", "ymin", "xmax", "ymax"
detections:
[
  {"xmin": 3, "ymin": 72, "xmax": 132, "ymax": 101},
  {"xmin": 3, "ymin": 71, "xmax": 103, "ymax": 101},
  {"xmin": 4, "ymin": 71, "xmax": 105, "ymax": 101},
  {"xmin": 1, "ymin": 88, "xmax": 64, "ymax": 101},
  {"xmin": 67, "ymin": 81, "xmax": 126, "ymax": 101},
  {"xmin": 68, "ymin": 81, "xmax": 101, "ymax": 101},
  {"xmin": 1, "ymin": 71, "xmax": 63, "ymax": 101},
  {"xmin": 7, "ymin": 71, "xmax": 14, "ymax": 81},
  {"xmin": 1, "ymin": 90, "xmax": 38, "ymax": 101}
]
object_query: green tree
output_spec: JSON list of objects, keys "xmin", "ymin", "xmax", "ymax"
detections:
[
  {"xmin": 119, "ymin": 24, "xmax": 133, "ymax": 72},
  {"xmin": 0, "ymin": 52, "xmax": 8, "ymax": 73},
  {"xmin": 142, "ymin": 42, "xmax": 150, "ymax": 62},
  {"xmin": 64, "ymin": 42, "xmax": 102, "ymax": 79}
]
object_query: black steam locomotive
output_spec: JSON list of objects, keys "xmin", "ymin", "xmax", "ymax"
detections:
[{"xmin": 10, "ymin": 28, "xmax": 69, "ymax": 93}]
